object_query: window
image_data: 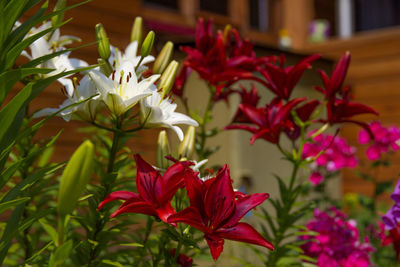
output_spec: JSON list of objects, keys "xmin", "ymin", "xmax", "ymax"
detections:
[
  {"xmin": 355, "ymin": 0, "xmax": 400, "ymax": 32},
  {"xmin": 142, "ymin": 0, "xmax": 179, "ymax": 10},
  {"xmin": 200, "ymin": 0, "xmax": 228, "ymax": 15}
]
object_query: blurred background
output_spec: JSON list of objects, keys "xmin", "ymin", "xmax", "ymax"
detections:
[{"xmin": 22, "ymin": 0, "xmax": 400, "ymax": 264}]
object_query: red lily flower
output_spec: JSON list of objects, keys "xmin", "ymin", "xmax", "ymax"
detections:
[
  {"xmin": 231, "ymin": 84, "xmax": 261, "ymax": 123},
  {"xmin": 177, "ymin": 18, "xmax": 271, "ymax": 102},
  {"xmin": 315, "ymin": 52, "xmax": 378, "ymax": 132},
  {"xmin": 168, "ymin": 165, "xmax": 273, "ymax": 261},
  {"xmin": 258, "ymin": 54, "xmax": 321, "ymax": 100},
  {"xmin": 97, "ymin": 154, "xmax": 192, "ymax": 223},
  {"xmin": 172, "ymin": 65, "xmax": 192, "ymax": 97},
  {"xmin": 315, "ymin": 52, "xmax": 351, "ymax": 100},
  {"xmin": 226, "ymin": 97, "xmax": 305, "ymax": 144}
]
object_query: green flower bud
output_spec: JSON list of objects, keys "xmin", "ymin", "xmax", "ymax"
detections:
[
  {"xmin": 178, "ymin": 126, "xmax": 195, "ymax": 159},
  {"xmin": 58, "ymin": 140, "xmax": 94, "ymax": 217},
  {"xmin": 157, "ymin": 130, "xmax": 170, "ymax": 169},
  {"xmin": 141, "ymin": 31, "xmax": 155, "ymax": 58},
  {"xmin": 153, "ymin": 41, "xmax": 174, "ymax": 74},
  {"xmin": 51, "ymin": 0, "xmax": 66, "ymax": 27},
  {"xmin": 159, "ymin": 60, "xmax": 179, "ymax": 99},
  {"xmin": 95, "ymin": 23, "xmax": 110, "ymax": 60},
  {"xmin": 131, "ymin": 17, "xmax": 143, "ymax": 45},
  {"xmin": 98, "ymin": 58, "xmax": 113, "ymax": 77}
]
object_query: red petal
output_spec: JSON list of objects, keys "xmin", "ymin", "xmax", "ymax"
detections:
[
  {"xmin": 204, "ymin": 165, "xmax": 235, "ymax": 229},
  {"xmin": 97, "ymin": 191, "xmax": 139, "ymax": 210},
  {"xmin": 331, "ymin": 52, "xmax": 351, "ymax": 94},
  {"xmin": 156, "ymin": 202, "xmax": 176, "ymax": 224},
  {"xmin": 182, "ymin": 169, "xmax": 207, "ymax": 216},
  {"xmin": 239, "ymin": 104, "xmax": 266, "ymax": 127},
  {"xmin": 167, "ymin": 207, "xmax": 208, "ymax": 232},
  {"xmin": 216, "ymin": 222, "xmax": 274, "ymax": 250},
  {"xmin": 225, "ymin": 193, "xmax": 269, "ymax": 227},
  {"xmin": 205, "ymin": 234, "xmax": 225, "ymax": 261},
  {"xmin": 134, "ymin": 154, "xmax": 158, "ymax": 203},
  {"xmin": 110, "ymin": 200, "xmax": 157, "ymax": 218},
  {"xmin": 158, "ymin": 160, "xmax": 193, "ymax": 203}
]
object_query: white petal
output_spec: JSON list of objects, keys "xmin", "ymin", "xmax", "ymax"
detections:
[
  {"xmin": 124, "ymin": 41, "xmax": 138, "ymax": 60},
  {"xmin": 89, "ymin": 70, "xmax": 115, "ymax": 100},
  {"xmin": 171, "ymin": 125, "xmax": 184, "ymax": 141},
  {"xmin": 58, "ymin": 78, "xmax": 74, "ymax": 97}
]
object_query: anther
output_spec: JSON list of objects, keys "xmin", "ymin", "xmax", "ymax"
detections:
[{"xmin": 112, "ymin": 70, "xmax": 116, "ymax": 80}]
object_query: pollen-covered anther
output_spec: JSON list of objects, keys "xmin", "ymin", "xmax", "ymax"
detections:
[{"xmin": 112, "ymin": 70, "xmax": 116, "ymax": 80}]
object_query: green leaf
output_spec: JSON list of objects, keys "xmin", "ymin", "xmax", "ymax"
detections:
[
  {"xmin": 0, "ymin": 67, "xmax": 53, "ymax": 105},
  {"xmin": 0, "ymin": 197, "xmax": 30, "ymax": 214},
  {"xmin": 0, "ymin": 208, "xmax": 53, "ymax": 264},
  {"xmin": 3, "ymin": 0, "xmax": 30, "ymax": 40},
  {"xmin": 0, "ymin": 159, "xmax": 23, "ymax": 190},
  {"xmin": 49, "ymin": 240, "xmax": 73, "ymax": 267},
  {"xmin": 101, "ymin": 259, "xmax": 124, "ymax": 267},
  {"xmin": 24, "ymin": 240, "xmax": 53, "ymax": 264},
  {"xmin": 39, "ymin": 219, "xmax": 58, "ymax": 244}
]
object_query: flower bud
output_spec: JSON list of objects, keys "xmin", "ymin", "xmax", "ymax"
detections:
[
  {"xmin": 131, "ymin": 17, "xmax": 143, "ymax": 45},
  {"xmin": 223, "ymin": 24, "xmax": 232, "ymax": 42},
  {"xmin": 98, "ymin": 58, "xmax": 113, "ymax": 77},
  {"xmin": 51, "ymin": 0, "xmax": 66, "ymax": 27},
  {"xmin": 153, "ymin": 41, "xmax": 174, "ymax": 74},
  {"xmin": 58, "ymin": 140, "xmax": 94, "ymax": 217},
  {"xmin": 157, "ymin": 130, "xmax": 170, "ymax": 169},
  {"xmin": 159, "ymin": 60, "xmax": 179, "ymax": 99},
  {"xmin": 141, "ymin": 31, "xmax": 155, "ymax": 58},
  {"xmin": 95, "ymin": 23, "xmax": 110, "ymax": 60},
  {"xmin": 178, "ymin": 126, "xmax": 195, "ymax": 159}
]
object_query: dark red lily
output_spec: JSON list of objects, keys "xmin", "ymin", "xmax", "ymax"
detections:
[
  {"xmin": 172, "ymin": 65, "xmax": 192, "ymax": 97},
  {"xmin": 231, "ymin": 84, "xmax": 261, "ymax": 123},
  {"xmin": 168, "ymin": 165, "xmax": 273, "ymax": 261},
  {"xmin": 315, "ymin": 52, "xmax": 378, "ymax": 132},
  {"xmin": 258, "ymin": 54, "xmax": 321, "ymax": 100},
  {"xmin": 97, "ymin": 154, "xmax": 192, "ymax": 223},
  {"xmin": 226, "ymin": 97, "xmax": 305, "ymax": 144},
  {"xmin": 177, "ymin": 18, "xmax": 271, "ymax": 102}
]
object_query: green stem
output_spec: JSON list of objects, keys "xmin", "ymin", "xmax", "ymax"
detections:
[
  {"xmin": 198, "ymin": 87, "xmax": 214, "ymax": 160},
  {"xmin": 57, "ymin": 215, "xmax": 65, "ymax": 247},
  {"xmin": 173, "ymin": 238, "xmax": 183, "ymax": 265}
]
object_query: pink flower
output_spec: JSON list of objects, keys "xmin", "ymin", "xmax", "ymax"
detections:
[
  {"xmin": 300, "ymin": 207, "xmax": 373, "ymax": 267},
  {"xmin": 302, "ymin": 133, "xmax": 358, "ymax": 185},
  {"xmin": 358, "ymin": 121, "xmax": 400, "ymax": 160}
]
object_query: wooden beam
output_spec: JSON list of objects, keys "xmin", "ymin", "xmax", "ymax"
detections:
[{"xmin": 282, "ymin": 0, "xmax": 314, "ymax": 49}]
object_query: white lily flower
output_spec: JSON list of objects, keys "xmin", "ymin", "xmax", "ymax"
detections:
[
  {"xmin": 22, "ymin": 21, "xmax": 87, "ymax": 78},
  {"xmin": 34, "ymin": 75, "xmax": 102, "ymax": 122},
  {"xmin": 140, "ymin": 90, "xmax": 198, "ymax": 141},
  {"xmin": 108, "ymin": 41, "xmax": 154, "ymax": 75},
  {"xmin": 89, "ymin": 61, "xmax": 159, "ymax": 116}
]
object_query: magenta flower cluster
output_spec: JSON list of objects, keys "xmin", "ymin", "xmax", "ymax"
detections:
[
  {"xmin": 358, "ymin": 121, "xmax": 400, "ymax": 161},
  {"xmin": 300, "ymin": 207, "xmax": 373, "ymax": 267},
  {"xmin": 302, "ymin": 133, "xmax": 358, "ymax": 185}
]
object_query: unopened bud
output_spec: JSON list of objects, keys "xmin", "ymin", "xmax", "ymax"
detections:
[
  {"xmin": 58, "ymin": 140, "xmax": 94, "ymax": 217},
  {"xmin": 178, "ymin": 126, "xmax": 195, "ymax": 159},
  {"xmin": 159, "ymin": 60, "xmax": 179, "ymax": 98},
  {"xmin": 153, "ymin": 41, "xmax": 174, "ymax": 74},
  {"xmin": 131, "ymin": 17, "xmax": 143, "ymax": 45},
  {"xmin": 96, "ymin": 23, "xmax": 110, "ymax": 60},
  {"xmin": 98, "ymin": 58, "xmax": 113, "ymax": 77},
  {"xmin": 157, "ymin": 131, "xmax": 170, "ymax": 169},
  {"xmin": 141, "ymin": 31, "xmax": 155, "ymax": 58},
  {"xmin": 51, "ymin": 0, "xmax": 66, "ymax": 27}
]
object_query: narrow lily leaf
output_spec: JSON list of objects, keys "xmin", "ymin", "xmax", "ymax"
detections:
[
  {"xmin": 24, "ymin": 241, "xmax": 53, "ymax": 264},
  {"xmin": 3, "ymin": 0, "xmax": 30, "ymax": 37},
  {"xmin": 101, "ymin": 259, "xmax": 124, "ymax": 267},
  {"xmin": 0, "ymin": 68, "xmax": 53, "ymax": 105},
  {"xmin": 0, "ymin": 162, "xmax": 64, "ymax": 204},
  {"xmin": 0, "ymin": 160, "xmax": 23, "ymax": 190},
  {"xmin": 48, "ymin": 240, "xmax": 73, "ymax": 267},
  {"xmin": 0, "ymin": 208, "xmax": 53, "ymax": 264},
  {"xmin": 39, "ymin": 219, "xmax": 58, "ymax": 244},
  {"xmin": 0, "ymin": 197, "xmax": 30, "ymax": 215}
]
